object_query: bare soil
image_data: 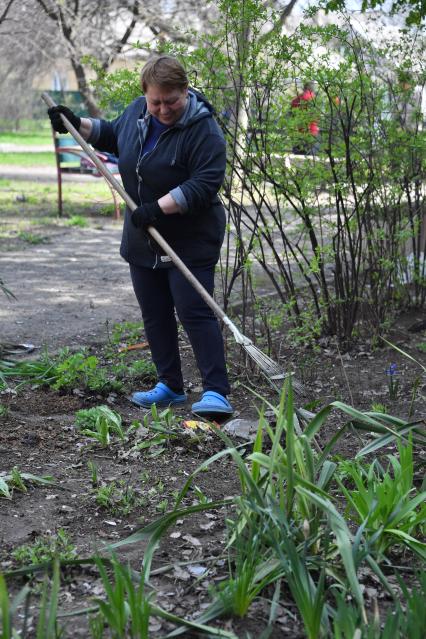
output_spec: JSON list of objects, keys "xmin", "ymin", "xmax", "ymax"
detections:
[{"xmin": 0, "ymin": 213, "xmax": 425, "ymax": 637}]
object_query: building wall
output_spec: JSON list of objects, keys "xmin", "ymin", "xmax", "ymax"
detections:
[{"xmin": 32, "ymin": 57, "xmax": 139, "ymax": 92}]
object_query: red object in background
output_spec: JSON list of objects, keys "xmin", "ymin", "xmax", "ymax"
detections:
[{"xmin": 291, "ymin": 88, "xmax": 319, "ymax": 136}]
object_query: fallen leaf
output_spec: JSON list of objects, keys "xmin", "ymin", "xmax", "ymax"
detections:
[
  {"xmin": 183, "ymin": 534, "xmax": 201, "ymax": 547},
  {"xmin": 187, "ymin": 564, "xmax": 207, "ymax": 577},
  {"xmin": 173, "ymin": 566, "xmax": 191, "ymax": 581}
]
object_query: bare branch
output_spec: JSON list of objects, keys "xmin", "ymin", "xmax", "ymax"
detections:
[
  {"xmin": 0, "ymin": 0, "xmax": 16, "ymax": 24},
  {"xmin": 259, "ymin": 0, "xmax": 299, "ymax": 44}
]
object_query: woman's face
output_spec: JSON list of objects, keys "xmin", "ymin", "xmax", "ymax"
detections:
[{"xmin": 144, "ymin": 84, "xmax": 188, "ymax": 126}]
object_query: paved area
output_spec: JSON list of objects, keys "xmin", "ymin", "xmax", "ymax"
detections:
[
  {"xmin": 0, "ymin": 223, "xmax": 134, "ymax": 351},
  {"xmin": 0, "ymin": 165, "xmax": 99, "ymax": 182},
  {"xmin": 0, "ymin": 143, "xmax": 122, "ymax": 184},
  {"xmin": 0, "ymin": 144, "xmax": 53, "ymax": 153}
]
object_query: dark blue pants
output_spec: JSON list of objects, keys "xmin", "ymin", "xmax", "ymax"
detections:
[{"xmin": 129, "ymin": 264, "xmax": 230, "ymax": 396}]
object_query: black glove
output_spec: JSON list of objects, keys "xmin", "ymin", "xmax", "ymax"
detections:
[
  {"xmin": 47, "ymin": 105, "xmax": 81, "ymax": 134},
  {"xmin": 131, "ymin": 201, "xmax": 163, "ymax": 228}
]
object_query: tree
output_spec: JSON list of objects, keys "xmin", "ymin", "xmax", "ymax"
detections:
[
  {"xmin": 0, "ymin": 0, "xmax": 219, "ymax": 118},
  {"xmin": 0, "ymin": 0, "xmax": 301, "ymax": 120},
  {"xmin": 0, "ymin": 0, "xmax": 15, "ymax": 25},
  {"xmin": 321, "ymin": 0, "xmax": 425, "ymax": 26}
]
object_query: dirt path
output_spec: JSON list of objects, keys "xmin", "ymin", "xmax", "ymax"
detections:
[
  {"xmin": 0, "ymin": 165, "xmax": 101, "ymax": 182},
  {"xmin": 0, "ymin": 223, "xmax": 138, "ymax": 350}
]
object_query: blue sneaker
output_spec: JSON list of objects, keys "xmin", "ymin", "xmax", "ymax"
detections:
[
  {"xmin": 191, "ymin": 391, "xmax": 234, "ymax": 418},
  {"xmin": 131, "ymin": 382, "xmax": 187, "ymax": 408}
]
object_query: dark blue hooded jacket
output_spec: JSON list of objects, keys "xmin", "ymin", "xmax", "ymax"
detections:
[{"xmin": 88, "ymin": 91, "xmax": 227, "ymax": 269}]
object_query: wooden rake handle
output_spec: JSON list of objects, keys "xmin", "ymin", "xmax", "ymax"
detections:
[{"xmin": 41, "ymin": 92, "xmax": 230, "ymax": 326}]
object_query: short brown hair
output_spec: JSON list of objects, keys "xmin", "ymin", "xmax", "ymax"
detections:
[{"xmin": 141, "ymin": 55, "xmax": 188, "ymax": 93}]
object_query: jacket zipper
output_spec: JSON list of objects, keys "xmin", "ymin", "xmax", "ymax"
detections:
[{"xmin": 136, "ymin": 122, "xmax": 176, "ymax": 270}]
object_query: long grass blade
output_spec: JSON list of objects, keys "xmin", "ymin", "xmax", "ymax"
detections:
[
  {"xmin": 106, "ymin": 499, "xmax": 234, "ymax": 580},
  {"xmin": 356, "ymin": 423, "xmax": 426, "ymax": 457},
  {"xmin": 285, "ymin": 378, "xmax": 296, "ymax": 517},
  {"xmin": 296, "ymin": 486, "xmax": 367, "ymax": 623},
  {"xmin": 381, "ymin": 337, "xmax": 426, "ymax": 373},
  {"xmin": 385, "ymin": 530, "xmax": 426, "ymax": 559},
  {"xmin": 46, "ymin": 560, "xmax": 60, "ymax": 638},
  {"xmin": 0, "ymin": 574, "xmax": 12, "ymax": 639}
]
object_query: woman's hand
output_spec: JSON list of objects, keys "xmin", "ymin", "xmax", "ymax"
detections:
[
  {"xmin": 131, "ymin": 201, "xmax": 163, "ymax": 228},
  {"xmin": 47, "ymin": 105, "xmax": 81, "ymax": 134}
]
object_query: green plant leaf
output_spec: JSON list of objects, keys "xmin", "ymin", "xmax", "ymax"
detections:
[
  {"xmin": 295, "ymin": 486, "xmax": 367, "ymax": 622},
  {"xmin": 0, "ymin": 477, "xmax": 11, "ymax": 499},
  {"xmin": 385, "ymin": 529, "xmax": 426, "ymax": 559},
  {"xmin": 381, "ymin": 337, "xmax": 426, "ymax": 373},
  {"xmin": 356, "ymin": 422, "xmax": 425, "ymax": 457}
]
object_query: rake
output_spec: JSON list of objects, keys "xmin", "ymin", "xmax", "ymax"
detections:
[{"xmin": 42, "ymin": 93, "xmax": 305, "ymax": 395}]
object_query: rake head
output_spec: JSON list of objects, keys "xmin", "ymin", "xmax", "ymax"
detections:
[{"xmin": 242, "ymin": 342, "xmax": 306, "ymax": 396}]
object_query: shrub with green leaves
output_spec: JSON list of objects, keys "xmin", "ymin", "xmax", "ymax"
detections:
[
  {"xmin": 17, "ymin": 231, "xmax": 48, "ymax": 244},
  {"xmin": 93, "ymin": 0, "xmax": 426, "ymax": 346},
  {"xmin": 64, "ymin": 215, "xmax": 88, "ymax": 227}
]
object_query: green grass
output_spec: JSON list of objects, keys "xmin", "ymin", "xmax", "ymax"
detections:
[
  {"xmin": 0, "ymin": 179, "xmax": 120, "ymax": 220},
  {"xmin": 17, "ymin": 231, "xmax": 49, "ymax": 244},
  {"xmin": 0, "ymin": 152, "xmax": 55, "ymax": 166},
  {"xmin": 0, "ymin": 118, "xmax": 51, "ymax": 133},
  {"xmin": 64, "ymin": 215, "xmax": 89, "ymax": 227},
  {"xmin": 0, "ymin": 130, "xmax": 52, "ymax": 145}
]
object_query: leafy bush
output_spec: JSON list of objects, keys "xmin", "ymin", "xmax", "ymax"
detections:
[
  {"xmin": 108, "ymin": 320, "xmax": 145, "ymax": 347},
  {"xmin": 93, "ymin": 0, "xmax": 426, "ymax": 347}
]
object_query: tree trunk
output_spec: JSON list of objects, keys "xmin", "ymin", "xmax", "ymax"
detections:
[{"xmin": 70, "ymin": 58, "xmax": 102, "ymax": 117}]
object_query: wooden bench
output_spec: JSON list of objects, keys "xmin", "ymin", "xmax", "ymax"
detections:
[{"xmin": 52, "ymin": 131, "xmax": 121, "ymax": 219}]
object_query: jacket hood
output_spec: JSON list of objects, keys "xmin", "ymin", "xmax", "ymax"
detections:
[{"xmin": 175, "ymin": 89, "xmax": 213, "ymax": 128}]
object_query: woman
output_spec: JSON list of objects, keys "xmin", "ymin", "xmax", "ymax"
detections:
[{"xmin": 48, "ymin": 55, "xmax": 233, "ymax": 419}]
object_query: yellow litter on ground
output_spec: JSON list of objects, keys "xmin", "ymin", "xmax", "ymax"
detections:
[{"xmin": 182, "ymin": 420, "xmax": 214, "ymax": 432}]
